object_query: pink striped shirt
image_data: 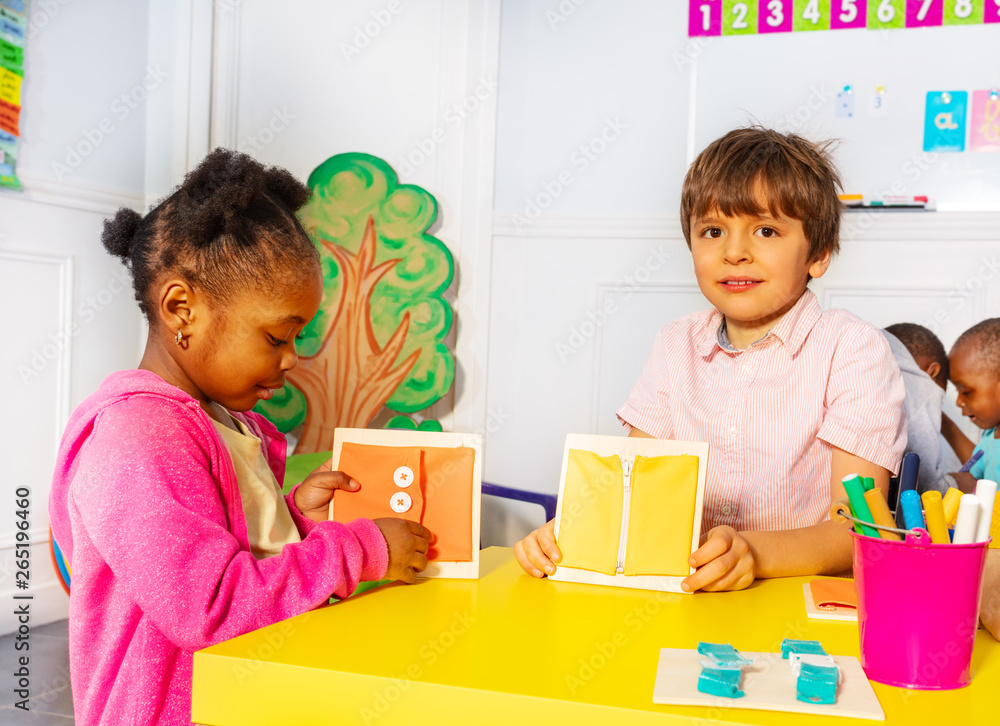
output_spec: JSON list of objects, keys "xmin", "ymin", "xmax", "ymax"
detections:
[{"xmin": 617, "ymin": 289, "xmax": 906, "ymax": 533}]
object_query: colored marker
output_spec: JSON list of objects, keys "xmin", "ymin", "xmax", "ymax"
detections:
[
  {"xmin": 975, "ymin": 479, "xmax": 997, "ymax": 543},
  {"xmin": 842, "ymin": 474, "xmax": 879, "ymax": 537},
  {"xmin": 921, "ymin": 491, "xmax": 949, "ymax": 544},
  {"xmin": 960, "ymin": 449, "xmax": 984, "ymax": 474},
  {"xmin": 953, "ymin": 494, "xmax": 981, "ymax": 545},
  {"xmin": 942, "ymin": 487, "xmax": 962, "ymax": 527},
  {"xmin": 862, "ymin": 476, "xmax": 874, "ymax": 492},
  {"xmin": 864, "ymin": 489, "xmax": 901, "ymax": 541},
  {"xmin": 899, "ymin": 489, "xmax": 925, "ymax": 532}
]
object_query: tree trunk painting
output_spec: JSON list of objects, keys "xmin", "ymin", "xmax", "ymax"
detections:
[
  {"xmin": 288, "ymin": 216, "xmax": 421, "ymax": 454},
  {"xmin": 255, "ymin": 153, "xmax": 455, "ymax": 453}
]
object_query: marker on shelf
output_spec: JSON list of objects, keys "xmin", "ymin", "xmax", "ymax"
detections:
[
  {"xmin": 862, "ymin": 476, "xmax": 875, "ymax": 492},
  {"xmin": 921, "ymin": 491, "xmax": 949, "ymax": 544},
  {"xmin": 975, "ymin": 480, "xmax": 997, "ymax": 543},
  {"xmin": 952, "ymin": 494, "xmax": 981, "ymax": 545}
]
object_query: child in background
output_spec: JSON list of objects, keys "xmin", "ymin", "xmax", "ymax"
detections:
[
  {"xmin": 882, "ymin": 322, "xmax": 969, "ymax": 492},
  {"xmin": 946, "ymin": 319, "xmax": 1000, "ymax": 639},
  {"xmin": 515, "ymin": 127, "xmax": 906, "ymax": 592},
  {"xmin": 48, "ymin": 149, "xmax": 431, "ymax": 726}
]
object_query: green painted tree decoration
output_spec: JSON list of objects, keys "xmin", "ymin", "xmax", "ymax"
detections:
[{"xmin": 256, "ymin": 153, "xmax": 455, "ymax": 453}]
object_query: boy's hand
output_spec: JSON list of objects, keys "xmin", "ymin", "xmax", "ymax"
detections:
[
  {"xmin": 374, "ymin": 518, "xmax": 432, "ymax": 583},
  {"xmin": 514, "ymin": 519, "xmax": 562, "ymax": 577},
  {"xmin": 682, "ymin": 526, "xmax": 756, "ymax": 592},
  {"xmin": 294, "ymin": 459, "xmax": 360, "ymax": 524}
]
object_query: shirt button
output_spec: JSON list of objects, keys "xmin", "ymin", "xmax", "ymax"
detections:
[
  {"xmin": 721, "ymin": 504, "xmax": 733, "ymax": 516},
  {"xmin": 390, "ymin": 492, "xmax": 412, "ymax": 513},
  {"xmin": 742, "ymin": 363, "xmax": 751, "ymax": 372},
  {"xmin": 393, "ymin": 466, "xmax": 414, "ymax": 488},
  {"xmin": 729, "ymin": 427, "xmax": 738, "ymax": 437}
]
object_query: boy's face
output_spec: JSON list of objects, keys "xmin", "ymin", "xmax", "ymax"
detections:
[
  {"xmin": 689, "ymin": 208, "xmax": 830, "ymax": 344},
  {"xmin": 950, "ymin": 343, "xmax": 1000, "ymax": 430}
]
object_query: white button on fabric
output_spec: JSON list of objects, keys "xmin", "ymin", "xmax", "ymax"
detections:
[
  {"xmin": 721, "ymin": 504, "xmax": 732, "ymax": 516},
  {"xmin": 393, "ymin": 466, "xmax": 414, "ymax": 488},
  {"xmin": 743, "ymin": 363, "xmax": 751, "ymax": 372},
  {"xmin": 729, "ymin": 427, "xmax": 738, "ymax": 437},
  {"xmin": 390, "ymin": 491, "xmax": 412, "ymax": 513}
]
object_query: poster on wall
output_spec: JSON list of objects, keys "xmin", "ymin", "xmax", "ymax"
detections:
[
  {"xmin": 689, "ymin": 1, "xmax": 1000, "ymax": 37},
  {"xmin": 0, "ymin": 0, "xmax": 24, "ymax": 190}
]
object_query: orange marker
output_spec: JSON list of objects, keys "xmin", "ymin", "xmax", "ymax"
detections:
[
  {"xmin": 863, "ymin": 489, "xmax": 901, "ymax": 541},
  {"xmin": 921, "ymin": 490, "xmax": 950, "ymax": 544},
  {"xmin": 942, "ymin": 487, "xmax": 962, "ymax": 527}
]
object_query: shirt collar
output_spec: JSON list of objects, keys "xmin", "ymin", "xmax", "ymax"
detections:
[{"xmin": 695, "ymin": 289, "xmax": 822, "ymax": 357}]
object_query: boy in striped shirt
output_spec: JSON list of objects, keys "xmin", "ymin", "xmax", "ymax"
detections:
[{"xmin": 515, "ymin": 127, "xmax": 906, "ymax": 591}]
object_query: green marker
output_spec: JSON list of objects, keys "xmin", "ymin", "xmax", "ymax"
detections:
[
  {"xmin": 843, "ymin": 474, "xmax": 879, "ymax": 537},
  {"xmin": 862, "ymin": 476, "xmax": 875, "ymax": 492}
]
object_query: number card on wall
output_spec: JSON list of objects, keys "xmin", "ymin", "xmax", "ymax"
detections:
[{"xmin": 689, "ymin": 0, "xmax": 999, "ymax": 34}]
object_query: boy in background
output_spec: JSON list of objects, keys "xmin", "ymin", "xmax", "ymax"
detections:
[
  {"xmin": 882, "ymin": 322, "xmax": 970, "ymax": 492},
  {"xmin": 515, "ymin": 127, "xmax": 906, "ymax": 592},
  {"xmin": 946, "ymin": 319, "xmax": 1000, "ymax": 639}
]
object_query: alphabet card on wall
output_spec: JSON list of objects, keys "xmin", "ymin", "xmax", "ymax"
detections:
[
  {"xmin": 328, "ymin": 428, "xmax": 482, "ymax": 579},
  {"xmin": 551, "ymin": 434, "xmax": 709, "ymax": 593},
  {"xmin": 924, "ymin": 90, "xmax": 967, "ymax": 151},
  {"xmin": 969, "ymin": 89, "xmax": 1000, "ymax": 152}
]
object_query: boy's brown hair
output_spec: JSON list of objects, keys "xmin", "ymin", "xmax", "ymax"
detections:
[{"xmin": 680, "ymin": 127, "xmax": 842, "ymax": 262}]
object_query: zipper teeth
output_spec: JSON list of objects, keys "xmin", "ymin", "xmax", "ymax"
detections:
[{"xmin": 616, "ymin": 457, "xmax": 633, "ymax": 573}]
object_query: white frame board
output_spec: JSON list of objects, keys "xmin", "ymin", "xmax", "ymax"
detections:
[
  {"xmin": 329, "ymin": 428, "xmax": 482, "ymax": 580},
  {"xmin": 550, "ymin": 433, "xmax": 708, "ymax": 593}
]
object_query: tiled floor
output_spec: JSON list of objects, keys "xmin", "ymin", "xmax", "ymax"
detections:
[{"xmin": 0, "ymin": 620, "xmax": 74, "ymax": 723}]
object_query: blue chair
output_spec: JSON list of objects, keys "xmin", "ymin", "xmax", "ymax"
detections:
[{"xmin": 481, "ymin": 482, "xmax": 557, "ymax": 523}]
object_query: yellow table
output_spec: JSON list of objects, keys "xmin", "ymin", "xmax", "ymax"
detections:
[{"xmin": 192, "ymin": 547, "xmax": 999, "ymax": 725}]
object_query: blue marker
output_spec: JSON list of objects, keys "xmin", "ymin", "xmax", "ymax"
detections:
[
  {"xmin": 900, "ymin": 489, "xmax": 926, "ymax": 531},
  {"xmin": 960, "ymin": 449, "xmax": 984, "ymax": 474}
]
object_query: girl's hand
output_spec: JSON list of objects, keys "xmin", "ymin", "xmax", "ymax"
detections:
[
  {"xmin": 373, "ymin": 518, "xmax": 432, "ymax": 583},
  {"xmin": 681, "ymin": 525, "xmax": 755, "ymax": 592},
  {"xmin": 514, "ymin": 519, "xmax": 562, "ymax": 577},
  {"xmin": 293, "ymin": 459, "xmax": 360, "ymax": 524}
]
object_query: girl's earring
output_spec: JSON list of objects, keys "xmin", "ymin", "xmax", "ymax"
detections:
[{"xmin": 174, "ymin": 329, "xmax": 184, "ymax": 346}]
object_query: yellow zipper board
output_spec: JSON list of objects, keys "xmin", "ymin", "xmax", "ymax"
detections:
[{"xmin": 551, "ymin": 434, "xmax": 708, "ymax": 593}]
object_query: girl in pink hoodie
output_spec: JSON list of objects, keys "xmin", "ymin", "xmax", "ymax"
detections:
[{"xmin": 48, "ymin": 149, "xmax": 431, "ymax": 725}]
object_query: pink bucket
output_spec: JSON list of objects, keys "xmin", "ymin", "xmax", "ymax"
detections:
[{"xmin": 852, "ymin": 529, "xmax": 989, "ymax": 690}]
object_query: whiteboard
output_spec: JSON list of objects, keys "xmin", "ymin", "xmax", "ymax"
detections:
[{"xmin": 691, "ymin": 23, "xmax": 1000, "ymax": 210}]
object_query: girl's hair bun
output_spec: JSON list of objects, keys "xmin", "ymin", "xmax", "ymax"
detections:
[
  {"xmin": 264, "ymin": 166, "xmax": 311, "ymax": 211},
  {"xmin": 102, "ymin": 207, "xmax": 143, "ymax": 261}
]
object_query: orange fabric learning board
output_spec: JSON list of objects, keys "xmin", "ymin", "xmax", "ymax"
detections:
[{"xmin": 332, "ymin": 442, "xmax": 474, "ymax": 562}]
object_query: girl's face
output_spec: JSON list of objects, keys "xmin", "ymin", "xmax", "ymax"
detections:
[
  {"xmin": 185, "ymin": 270, "xmax": 324, "ymax": 413},
  {"xmin": 950, "ymin": 344, "xmax": 1000, "ymax": 431}
]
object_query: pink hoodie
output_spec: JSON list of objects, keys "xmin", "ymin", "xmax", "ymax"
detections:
[{"xmin": 48, "ymin": 370, "xmax": 388, "ymax": 725}]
